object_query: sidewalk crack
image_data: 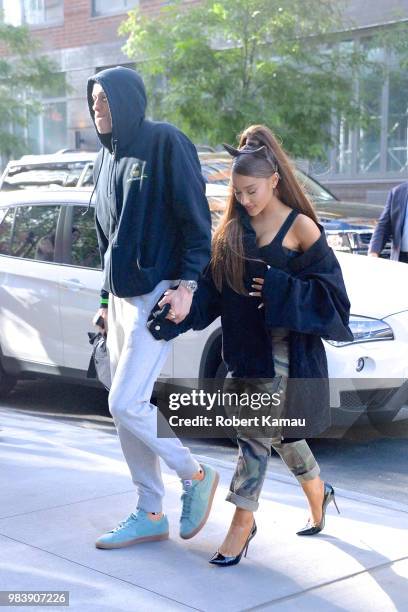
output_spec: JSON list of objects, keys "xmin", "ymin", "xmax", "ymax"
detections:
[
  {"xmin": 0, "ymin": 490, "xmax": 135, "ymax": 520},
  {"xmin": 240, "ymin": 554, "xmax": 408, "ymax": 610},
  {"xmin": 0, "ymin": 532, "xmax": 202, "ymax": 612}
]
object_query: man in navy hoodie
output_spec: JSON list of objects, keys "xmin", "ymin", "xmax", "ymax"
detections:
[{"xmin": 87, "ymin": 67, "xmax": 219, "ymax": 549}]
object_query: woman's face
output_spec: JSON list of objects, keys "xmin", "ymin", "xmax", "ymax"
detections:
[{"xmin": 232, "ymin": 172, "xmax": 278, "ymax": 216}]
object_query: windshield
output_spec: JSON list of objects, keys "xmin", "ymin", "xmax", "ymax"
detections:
[
  {"xmin": 1, "ymin": 162, "xmax": 89, "ymax": 190},
  {"xmin": 296, "ymin": 170, "xmax": 336, "ymax": 202},
  {"xmin": 199, "ymin": 158, "xmax": 231, "ymax": 185}
]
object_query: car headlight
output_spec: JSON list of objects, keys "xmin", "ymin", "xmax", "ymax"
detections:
[
  {"xmin": 326, "ymin": 315, "xmax": 394, "ymax": 347},
  {"xmin": 326, "ymin": 232, "xmax": 352, "ymax": 252}
]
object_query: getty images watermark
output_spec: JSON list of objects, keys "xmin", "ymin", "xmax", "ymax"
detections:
[
  {"xmin": 156, "ymin": 377, "xmax": 408, "ymax": 439},
  {"xmin": 166, "ymin": 389, "xmax": 305, "ymax": 429},
  {"xmin": 154, "ymin": 382, "xmax": 310, "ymax": 438}
]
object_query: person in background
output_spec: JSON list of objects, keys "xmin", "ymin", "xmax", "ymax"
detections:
[{"xmin": 368, "ymin": 181, "xmax": 408, "ymax": 262}]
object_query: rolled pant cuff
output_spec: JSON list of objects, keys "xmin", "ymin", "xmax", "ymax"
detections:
[
  {"xmin": 177, "ymin": 457, "xmax": 201, "ymax": 481},
  {"xmin": 226, "ymin": 491, "xmax": 259, "ymax": 512},
  {"xmin": 295, "ymin": 463, "xmax": 320, "ymax": 483}
]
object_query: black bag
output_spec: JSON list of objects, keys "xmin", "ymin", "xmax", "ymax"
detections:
[{"xmin": 87, "ymin": 332, "xmax": 111, "ymax": 390}]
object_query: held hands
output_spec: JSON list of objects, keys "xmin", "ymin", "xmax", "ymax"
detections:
[
  {"xmin": 249, "ymin": 277, "xmax": 265, "ymax": 309},
  {"xmin": 158, "ymin": 284, "xmax": 193, "ymax": 324}
]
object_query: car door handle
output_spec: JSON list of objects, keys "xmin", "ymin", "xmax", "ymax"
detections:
[{"xmin": 61, "ymin": 278, "xmax": 85, "ymax": 291}]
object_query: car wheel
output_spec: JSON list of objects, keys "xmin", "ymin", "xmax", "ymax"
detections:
[
  {"xmin": 0, "ymin": 365, "xmax": 17, "ymax": 398},
  {"xmin": 215, "ymin": 360, "xmax": 227, "ymax": 380},
  {"xmin": 210, "ymin": 359, "xmax": 239, "ymax": 445}
]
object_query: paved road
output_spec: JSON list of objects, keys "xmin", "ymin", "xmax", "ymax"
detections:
[{"xmin": 3, "ymin": 379, "xmax": 408, "ymax": 505}]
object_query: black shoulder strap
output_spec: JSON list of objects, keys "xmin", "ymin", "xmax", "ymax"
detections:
[{"xmin": 275, "ymin": 209, "xmax": 299, "ymax": 243}]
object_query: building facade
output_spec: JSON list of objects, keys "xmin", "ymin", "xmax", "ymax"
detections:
[
  {"xmin": 0, "ymin": 0, "xmax": 407, "ymax": 202},
  {"xmin": 0, "ymin": 0, "xmax": 157, "ymax": 156},
  {"xmin": 319, "ymin": 0, "xmax": 408, "ymax": 201}
]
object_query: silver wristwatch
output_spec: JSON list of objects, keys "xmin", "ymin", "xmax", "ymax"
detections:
[{"xmin": 179, "ymin": 280, "xmax": 198, "ymax": 293}]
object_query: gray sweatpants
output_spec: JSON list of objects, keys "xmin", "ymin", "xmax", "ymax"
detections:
[{"xmin": 107, "ymin": 280, "xmax": 200, "ymax": 513}]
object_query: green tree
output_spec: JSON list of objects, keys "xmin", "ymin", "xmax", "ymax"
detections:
[
  {"xmin": 0, "ymin": 20, "xmax": 60, "ymax": 157},
  {"xmin": 120, "ymin": 0, "xmax": 367, "ymax": 159}
]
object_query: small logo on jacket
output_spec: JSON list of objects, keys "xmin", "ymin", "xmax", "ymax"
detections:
[{"xmin": 127, "ymin": 160, "xmax": 148, "ymax": 189}]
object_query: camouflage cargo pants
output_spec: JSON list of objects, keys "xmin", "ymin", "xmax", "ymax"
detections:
[{"xmin": 226, "ymin": 328, "xmax": 320, "ymax": 512}]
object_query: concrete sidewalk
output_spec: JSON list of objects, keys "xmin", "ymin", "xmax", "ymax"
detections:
[{"xmin": 1, "ymin": 407, "xmax": 407, "ymax": 611}]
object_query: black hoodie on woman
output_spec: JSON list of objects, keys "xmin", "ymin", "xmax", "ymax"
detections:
[{"xmin": 87, "ymin": 67, "xmax": 211, "ymax": 299}]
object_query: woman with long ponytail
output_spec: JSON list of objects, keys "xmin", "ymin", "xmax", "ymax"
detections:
[{"xmin": 151, "ymin": 124, "xmax": 353, "ymax": 566}]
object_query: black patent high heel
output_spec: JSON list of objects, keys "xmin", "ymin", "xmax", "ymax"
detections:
[
  {"xmin": 209, "ymin": 521, "xmax": 257, "ymax": 566},
  {"xmin": 296, "ymin": 482, "xmax": 340, "ymax": 536}
]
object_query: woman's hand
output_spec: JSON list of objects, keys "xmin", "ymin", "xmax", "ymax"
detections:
[{"xmin": 250, "ymin": 277, "xmax": 265, "ymax": 309}]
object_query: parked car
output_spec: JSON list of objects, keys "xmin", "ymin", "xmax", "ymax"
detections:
[
  {"xmin": 0, "ymin": 189, "xmax": 406, "ymax": 427},
  {"xmin": 0, "ymin": 151, "xmax": 391, "ymax": 256},
  {"xmin": 0, "ymin": 150, "xmax": 231, "ymax": 190}
]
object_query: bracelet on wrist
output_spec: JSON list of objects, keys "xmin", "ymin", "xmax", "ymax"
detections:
[{"xmin": 178, "ymin": 280, "xmax": 198, "ymax": 293}]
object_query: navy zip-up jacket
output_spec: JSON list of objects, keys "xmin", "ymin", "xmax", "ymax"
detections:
[{"xmin": 87, "ymin": 67, "xmax": 211, "ymax": 299}]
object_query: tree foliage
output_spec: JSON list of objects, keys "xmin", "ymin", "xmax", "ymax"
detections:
[
  {"xmin": 0, "ymin": 21, "xmax": 60, "ymax": 157},
  {"xmin": 119, "ymin": 0, "xmax": 371, "ymax": 159}
]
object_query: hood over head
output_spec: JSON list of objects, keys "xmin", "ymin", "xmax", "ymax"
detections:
[{"xmin": 87, "ymin": 66, "xmax": 147, "ymax": 154}]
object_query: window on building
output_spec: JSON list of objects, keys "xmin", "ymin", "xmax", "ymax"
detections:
[
  {"xmin": 327, "ymin": 37, "xmax": 408, "ymax": 179},
  {"xmin": 325, "ymin": 40, "xmax": 355, "ymax": 176},
  {"xmin": 387, "ymin": 56, "xmax": 408, "ymax": 174},
  {"xmin": 43, "ymin": 102, "xmax": 67, "ymax": 153},
  {"xmin": 1, "ymin": 0, "xmax": 64, "ymax": 26},
  {"xmin": 333, "ymin": 115, "xmax": 353, "ymax": 175},
  {"xmin": 357, "ymin": 42, "xmax": 384, "ymax": 174},
  {"xmin": 23, "ymin": 0, "xmax": 63, "ymax": 26},
  {"xmin": 4, "ymin": 74, "xmax": 67, "ymax": 158},
  {"xmin": 92, "ymin": 0, "xmax": 137, "ymax": 17},
  {"xmin": 26, "ymin": 73, "xmax": 67, "ymax": 154},
  {"xmin": 0, "ymin": 0, "xmax": 23, "ymax": 25}
]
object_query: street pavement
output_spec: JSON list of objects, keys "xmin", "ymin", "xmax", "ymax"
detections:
[{"xmin": 1, "ymin": 407, "xmax": 408, "ymax": 611}]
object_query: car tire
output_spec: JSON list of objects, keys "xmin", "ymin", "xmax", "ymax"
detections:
[
  {"xmin": 215, "ymin": 360, "xmax": 227, "ymax": 380},
  {"xmin": 0, "ymin": 365, "xmax": 17, "ymax": 398},
  {"xmin": 210, "ymin": 358, "xmax": 239, "ymax": 445}
]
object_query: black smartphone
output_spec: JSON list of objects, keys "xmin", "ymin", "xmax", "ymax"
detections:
[{"xmin": 94, "ymin": 314, "xmax": 105, "ymax": 329}]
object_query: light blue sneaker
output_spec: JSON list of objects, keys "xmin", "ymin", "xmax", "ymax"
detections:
[
  {"xmin": 95, "ymin": 509, "xmax": 169, "ymax": 549},
  {"xmin": 180, "ymin": 464, "xmax": 219, "ymax": 539}
]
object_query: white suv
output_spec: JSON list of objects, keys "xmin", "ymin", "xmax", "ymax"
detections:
[{"xmin": 0, "ymin": 188, "xmax": 407, "ymax": 428}]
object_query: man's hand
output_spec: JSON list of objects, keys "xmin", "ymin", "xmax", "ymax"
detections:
[
  {"xmin": 93, "ymin": 307, "xmax": 108, "ymax": 335},
  {"xmin": 368, "ymin": 252, "xmax": 379, "ymax": 258},
  {"xmin": 158, "ymin": 284, "xmax": 193, "ymax": 324}
]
